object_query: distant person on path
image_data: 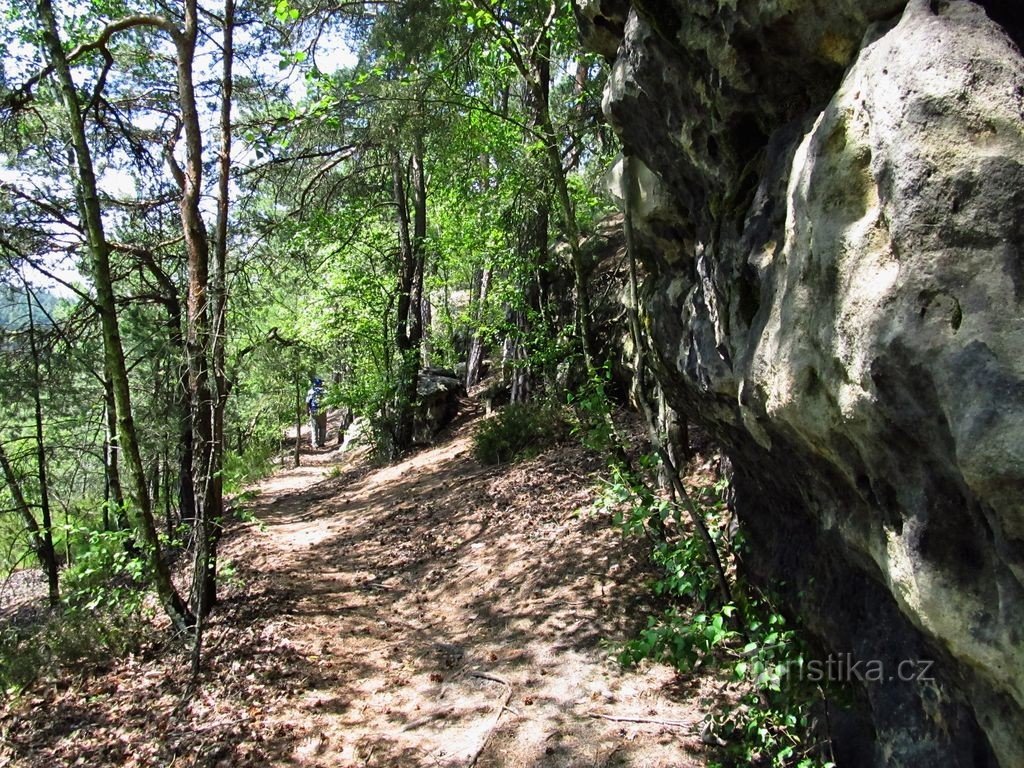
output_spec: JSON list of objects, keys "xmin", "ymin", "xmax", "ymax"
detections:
[{"xmin": 306, "ymin": 377, "xmax": 328, "ymax": 448}]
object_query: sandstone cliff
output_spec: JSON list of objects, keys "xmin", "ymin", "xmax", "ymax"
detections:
[{"xmin": 579, "ymin": 0, "xmax": 1024, "ymax": 764}]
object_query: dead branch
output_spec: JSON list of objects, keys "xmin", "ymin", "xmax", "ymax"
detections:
[{"xmin": 585, "ymin": 711, "xmax": 694, "ymax": 729}]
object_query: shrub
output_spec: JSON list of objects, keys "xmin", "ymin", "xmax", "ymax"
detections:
[
  {"xmin": 1, "ymin": 528, "xmax": 153, "ymax": 696},
  {"xmin": 223, "ymin": 443, "xmax": 275, "ymax": 495},
  {"xmin": 0, "ymin": 604, "xmax": 152, "ymax": 696},
  {"xmin": 599, "ymin": 465, "xmax": 838, "ymax": 768},
  {"xmin": 472, "ymin": 402, "xmax": 569, "ymax": 465}
]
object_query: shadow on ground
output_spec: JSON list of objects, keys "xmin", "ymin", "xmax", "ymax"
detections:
[{"xmin": 1, "ymin": 404, "xmax": 715, "ymax": 768}]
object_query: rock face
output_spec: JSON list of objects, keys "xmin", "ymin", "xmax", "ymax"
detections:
[
  {"xmin": 414, "ymin": 367, "xmax": 463, "ymax": 443},
  {"xmin": 584, "ymin": 0, "xmax": 1024, "ymax": 765}
]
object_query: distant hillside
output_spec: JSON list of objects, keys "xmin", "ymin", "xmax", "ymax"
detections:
[{"xmin": 0, "ymin": 285, "xmax": 60, "ymax": 329}]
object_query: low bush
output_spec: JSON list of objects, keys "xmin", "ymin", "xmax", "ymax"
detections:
[
  {"xmin": 1, "ymin": 528, "xmax": 153, "ymax": 697},
  {"xmin": 473, "ymin": 401, "xmax": 569, "ymax": 465},
  {"xmin": 0, "ymin": 603, "xmax": 152, "ymax": 696},
  {"xmin": 223, "ymin": 442, "xmax": 276, "ymax": 495},
  {"xmin": 598, "ymin": 461, "xmax": 839, "ymax": 768}
]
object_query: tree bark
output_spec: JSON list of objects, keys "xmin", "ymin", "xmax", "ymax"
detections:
[
  {"xmin": 101, "ymin": 371, "xmax": 129, "ymax": 531},
  {"xmin": 25, "ymin": 293, "xmax": 60, "ymax": 606},
  {"xmin": 391, "ymin": 143, "xmax": 421, "ymax": 451},
  {"xmin": 163, "ymin": 0, "xmax": 222, "ymax": 629},
  {"xmin": 465, "ymin": 267, "xmax": 492, "ymax": 388},
  {"xmin": 36, "ymin": 0, "xmax": 192, "ymax": 630},
  {"xmin": 409, "ymin": 133, "xmax": 427, "ymax": 352},
  {"xmin": 294, "ymin": 379, "xmax": 303, "ymax": 467},
  {"xmin": 0, "ymin": 440, "xmax": 59, "ymax": 602},
  {"xmin": 195, "ymin": 0, "xmax": 235, "ymax": 631},
  {"xmin": 159, "ymin": 287, "xmax": 196, "ymax": 530}
]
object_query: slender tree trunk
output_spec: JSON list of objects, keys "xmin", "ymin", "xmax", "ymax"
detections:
[
  {"xmin": 657, "ymin": 384, "xmax": 690, "ymax": 491},
  {"xmin": 150, "ymin": 456, "xmax": 161, "ymax": 530},
  {"xmin": 391, "ymin": 144, "xmax": 419, "ymax": 451},
  {"xmin": 167, "ymin": 0, "xmax": 222, "ymax": 634},
  {"xmin": 473, "ymin": 0, "xmax": 597, "ymax": 371},
  {"xmin": 166, "ymin": 297, "xmax": 196, "ymax": 529},
  {"xmin": 621, "ymin": 155, "xmax": 731, "ymax": 605},
  {"xmin": 196, "ymin": 0, "xmax": 234, "ymax": 631},
  {"xmin": 0, "ymin": 440, "xmax": 59, "ymax": 604},
  {"xmin": 392, "ymin": 146, "xmax": 414, "ymax": 350},
  {"xmin": 24, "ymin": 294, "xmax": 59, "ymax": 606},
  {"xmin": 421, "ymin": 298, "xmax": 433, "ymax": 368},
  {"xmin": 409, "ymin": 133, "xmax": 427, "ymax": 353},
  {"xmin": 102, "ymin": 440, "xmax": 111, "ymax": 532},
  {"xmin": 465, "ymin": 266, "xmax": 491, "ymax": 388},
  {"xmin": 101, "ymin": 372, "xmax": 129, "ymax": 530},
  {"xmin": 36, "ymin": 0, "xmax": 192, "ymax": 630},
  {"xmin": 537, "ymin": 95, "xmax": 596, "ymax": 369},
  {"xmin": 163, "ymin": 450, "xmax": 174, "ymax": 539},
  {"xmin": 294, "ymin": 379, "xmax": 302, "ymax": 467}
]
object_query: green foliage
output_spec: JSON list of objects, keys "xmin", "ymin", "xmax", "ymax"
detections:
[
  {"xmin": 472, "ymin": 402, "xmax": 569, "ymax": 465},
  {"xmin": 222, "ymin": 444, "xmax": 275, "ymax": 496},
  {"xmin": 2, "ymin": 0, "xmax": 626, "ymax": 659},
  {"xmin": 0, "ymin": 285, "xmax": 59, "ymax": 330},
  {"xmin": 60, "ymin": 527, "xmax": 147, "ymax": 613},
  {"xmin": 0, "ymin": 528, "xmax": 153, "ymax": 697},
  {"xmin": 0, "ymin": 597, "xmax": 152, "ymax": 697},
  {"xmin": 601, "ymin": 469, "xmax": 836, "ymax": 767},
  {"xmin": 566, "ymin": 363, "xmax": 618, "ymax": 453}
]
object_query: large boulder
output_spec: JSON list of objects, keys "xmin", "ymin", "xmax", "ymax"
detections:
[
  {"xmin": 414, "ymin": 367, "xmax": 463, "ymax": 443},
  {"xmin": 587, "ymin": 0, "xmax": 1024, "ymax": 765}
]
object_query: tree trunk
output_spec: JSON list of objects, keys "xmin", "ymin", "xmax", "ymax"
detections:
[
  {"xmin": 420, "ymin": 297, "xmax": 433, "ymax": 368},
  {"xmin": 163, "ymin": 450, "xmax": 175, "ymax": 539},
  {"xmin": 164, "ymin": 294, "xmax": 196, "ymax": 529},
  {"xmin": 537, "ymin": 95, "xmax": 596, "ymax": 370},
  {"xmin": 465, "ymin": 267, "xmax": 492, "ymax": 388},
  {"xmin": 657, "ymin": 384, "xmax": 690, "ymax": 492},
  {"xmin": 25, "ymin": 294, "xmax": 60, "ymax": 606},
  {"xmin": 472, "ymin": 0, "xmax": 597, "ymax": 374},
  {"xmin": 0, "ymin": 440, "xmax": 59, "ymax": 603},
  {"xmin": 391, "ymin": 143, "xmax": 421, "ymax": 451},
  {"xmin": 101, "ymin": 372, "xmax": 130, "ymax": 531},
  {"xmin": 36, "ymin": 0, "xmax": 192, "ymax": 631},
  {"xmin": 294, "ymin": 379, "xmax": 303, "ymax": 467},
  {"xmin": 409, "ymin": 133, "xmax": 427, "ymax": 353},
  {"xmin": 170, "ymin": 0, "xmax": 221, "ymax": 630},
  {"xmin": 195, "ymin": 0, "xmax": 234, "ymax": 631}
]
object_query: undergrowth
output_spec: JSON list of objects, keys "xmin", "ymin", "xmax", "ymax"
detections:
[
  {"xmin": 595, "ymin": 461, "xmax": 838, "ymax": 768},
  {"xmin": 473, "ymin": 401, "xmax": 569, "ymax": 464},
  {"xmin": 223, "ymin": 442, "xmax": 276, "ymax": 495},
  {"xmin": 1, "ymin": 528, "xmax": 154, "ymax": 697}
]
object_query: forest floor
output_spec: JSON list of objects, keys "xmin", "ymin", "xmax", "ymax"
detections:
[{"xmin": 1, "ymin": 399, "xmax": 727, "ymax": 767}]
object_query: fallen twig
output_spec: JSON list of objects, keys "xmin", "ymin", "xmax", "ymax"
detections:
[
  {"xmin": 190, "ymin": 714, "xmax": 253, "ymax": 735},
  {"xmin": 401, "ymin": 707, "xmax": 455, "ymax": 731},
  {"xmin": 585, "ymin": 711, "xmax": 694, "ymax": 729},
  {"xmin": 457, "ymin": 564, "xmax": 481, "ymax": 581},
  {"xmin": 467, "ymin": 670, "xmax": 509, "ymax": 686},
  {"xmin": 467, "ymin": 685, "xmax": 514, "ymax": 768}
]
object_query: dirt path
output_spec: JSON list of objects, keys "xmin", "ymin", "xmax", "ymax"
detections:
[
  {"xmin": 2, "ymin": 406, "xmax": 715, "ymax": 767},
  {"xmin": 216, "ymin": 408, "xmax": 711, "ymax": 767}
]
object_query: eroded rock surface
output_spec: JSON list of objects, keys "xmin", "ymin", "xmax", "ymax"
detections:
[
  {"xmin": 585, "ymin": 0, "xmax": 1024, "ymax": 764},
  {"xmin": 414, "ymin": 367, "xmax": 463, "ymax": 443}
]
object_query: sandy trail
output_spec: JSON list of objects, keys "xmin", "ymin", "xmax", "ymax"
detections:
[
  {"xmin": 214, "ymin": 409, "xmax": 711, "ymax": 768},
  {"xmin": 1, "ymin": 407, "xmax": 714, "ymax": 767}
]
